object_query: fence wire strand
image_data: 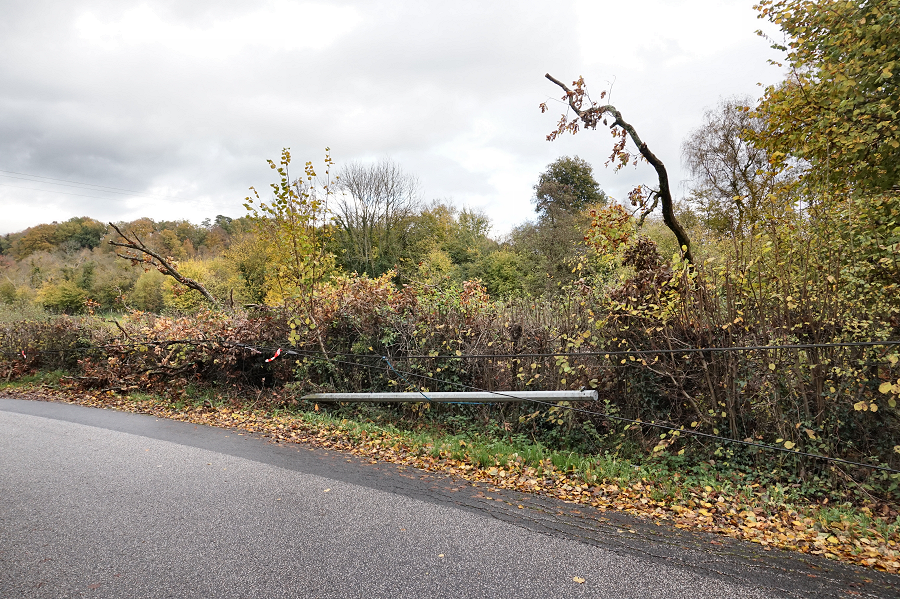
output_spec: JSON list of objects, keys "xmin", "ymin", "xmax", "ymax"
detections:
[
  {"xmin": 3, "ymin": 337, "xmax": 899, "ymax": 474},
  {"xmin": 230, "ymin": 342, "xmax": 900, "ymax": 475}
]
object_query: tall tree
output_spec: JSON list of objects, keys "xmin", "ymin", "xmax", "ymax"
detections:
[
  {"xmin": 533, "ymin": 156, "xmax": 607, "ymax": 222},
  {"xmin": 504, "ymin": 158, "xmax": 606, "ymax": 295},
  {"xmin": 681, "ymin": 96, "xmax": 795, "ymax": 235},
  {"xmin": 332, "ymin": 159, "xmax": 419, "ymax": 276},
  {"xmin": 752, "ymin": 0, "xmax": 900, "ymax": 192}
]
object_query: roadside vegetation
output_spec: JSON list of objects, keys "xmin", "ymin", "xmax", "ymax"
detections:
[{"xmin": 1, "ymin": 0, "xmax": 898, "ymax": 573}]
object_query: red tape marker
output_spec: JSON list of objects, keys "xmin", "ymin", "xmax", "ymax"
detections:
[
  {"xmin": 265, "ymin": 348, "xmax": 282, "ymax": 363},
  {"xmin": 21, "ymin": 350, "xmax": 26, "ymax": 359}
]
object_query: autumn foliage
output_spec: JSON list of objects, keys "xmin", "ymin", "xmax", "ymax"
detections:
[{"xmin": 1, "ymin": 0, "xmax": 898, "ymax": 573}]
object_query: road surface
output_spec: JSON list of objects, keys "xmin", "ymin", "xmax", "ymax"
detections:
[{"xmin": 1, "ymin": 396, "xmax": 897, "ymax": 598}]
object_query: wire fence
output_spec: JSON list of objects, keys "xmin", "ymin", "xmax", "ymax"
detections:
[{"xmin": 2, "ymin": 324, "xmax": 899, "ymax": 477}]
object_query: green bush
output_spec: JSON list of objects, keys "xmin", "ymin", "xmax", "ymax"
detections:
[{"xmin": 38, "ymin": 282, "xmax": 87, "ymax": 314}]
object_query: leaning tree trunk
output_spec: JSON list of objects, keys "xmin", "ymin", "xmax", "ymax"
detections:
[{"xmin": 544, "ymin": 73, "xmax": 693, "ymax": 263}]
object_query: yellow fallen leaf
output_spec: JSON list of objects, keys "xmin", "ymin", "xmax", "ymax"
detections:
[{"xmin": 573, "ymin": 576, "xmax": 585, "ymax": 584}]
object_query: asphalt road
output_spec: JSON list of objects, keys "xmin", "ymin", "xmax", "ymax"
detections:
[{"xmin": 1, "ymin": 397, "xmax": 898, "ymax": 599}]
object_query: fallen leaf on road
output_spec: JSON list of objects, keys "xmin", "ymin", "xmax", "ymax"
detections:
[{"xmin": 14, "ymin": 386, "xmax": 899, "ymax": 575}]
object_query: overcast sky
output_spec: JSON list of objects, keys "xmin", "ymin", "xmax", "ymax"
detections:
[{"xmin": 0, "ymin": 0, "xmax": 785, "ymax": 237}]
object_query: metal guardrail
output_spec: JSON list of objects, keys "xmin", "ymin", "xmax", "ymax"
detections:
[{"xmin": 301, "ymin": 390, "xmax": 599, "ymax": 403}]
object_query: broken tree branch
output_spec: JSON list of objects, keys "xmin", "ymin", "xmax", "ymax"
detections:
[
  {"xmin": 107, "ymin": 222, "xmax": 219, "ymax": 306},
  {"xmin": 544, "ymin": 73, "xmax": 693, "ymax": 263}
]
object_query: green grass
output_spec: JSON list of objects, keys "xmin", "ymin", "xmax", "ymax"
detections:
[
  {"xmin": 0, "ymin": 369, "xmax": 67, "ymax": 389},
  {"xmin": 279, "ymin": 401, "xmax": 660, "ymax": 487}
]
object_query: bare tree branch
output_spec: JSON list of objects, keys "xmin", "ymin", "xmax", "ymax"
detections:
[
  {"xmin": 107, "ymin": 222, "xmax": 219, "ymax": 306},
  {"xmin": 333, "ymin": 159, "xmax": 419, "ymax": 275},
  {"xmin": 544, "ymin": 73, "xmax": 693, "ymax": 263}
]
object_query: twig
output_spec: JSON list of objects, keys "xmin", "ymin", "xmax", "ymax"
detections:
[{"xmin": 112, "ymin": 320, "xmax": 133, "ymax": 341}]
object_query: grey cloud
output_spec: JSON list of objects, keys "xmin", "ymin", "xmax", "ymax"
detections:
[{"xmin": 0, "ymin": 0, "xmax": 780, "ymax": 235}]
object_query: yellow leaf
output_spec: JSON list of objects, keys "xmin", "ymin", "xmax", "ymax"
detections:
[
  {"xmin": 880, "ymin": 381, "xmax": 894, "ymax": 394},
  {"xmin": 768, "ymin": 363, "xmax": 776, "ymax": 371},
  {"xmin": 870, "ymin": 403, "xmax": 878, "ymax": 412},
  {"xmin": 573, "ymin": 577, "xmax": 586, "ymax": 584},
  {"xmin": 784, "ymin": 441, "xmax": 795, "ymax": 449},
  {"xmin": 853, "ymin": 401, "xmax": 868, "ymax": 411}
]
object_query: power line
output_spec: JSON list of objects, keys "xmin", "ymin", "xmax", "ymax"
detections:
[
  {"xmin": 0, "ymin": 182, "xmax": 139, "ymax": 202},
  {"xmin": 4, "ymin": 339, "xmax": 898, "ymax": 474},
  {"xmin": 0, "ymin": 174, "xmax": 151, "ymax": 197},
  {"xmin": 223, "ymin": 340, "xmax": 899, "ymax": 362},
  {"xmin": 0, "ymin": 181, "xmax": 219, "ymax": 215},
  {"xmin": 308, "ymin": 348, "xmax": 900, "ymax": 475},
  {"xmin": 235, "ymin": 344, "xmax": 900, "ymax": 473},
  {"xmin": 0, "ymin": 168, "xmax": 186, "ymax": 200},
  {"xmin": 400, "ymin": 340, "xmax": 900, "ymax": 360}
]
